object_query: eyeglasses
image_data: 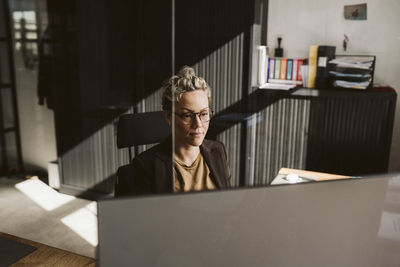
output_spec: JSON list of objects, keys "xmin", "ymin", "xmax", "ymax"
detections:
[{"xmin": 174, "ymin": 109, "xmax": 213, "ymax": 125}]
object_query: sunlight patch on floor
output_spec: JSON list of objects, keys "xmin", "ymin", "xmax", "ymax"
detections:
[
  {"xmin": 61, "ymin": 203, "xmax": 98, "ymax": 246},
  {"xmin": 14, "ymin": 178, "xmax": 75, "ymax": 211}
]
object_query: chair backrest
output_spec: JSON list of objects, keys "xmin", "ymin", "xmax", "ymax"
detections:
[
  {"xmin": 117, "ymin": 111, "xmax": 171, "ymax": 149},
  {"xmin": 115, "ymin": 111, "xmax": 171, "ymax": 196}
]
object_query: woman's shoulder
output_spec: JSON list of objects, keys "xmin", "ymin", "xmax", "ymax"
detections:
[
  {"xmin": 134, "ymin": 139, "xmax": 171, "ymax": 164},
  {"xmin": 201, "ymin": 139, "xmax": 226, "ymax": 151}
]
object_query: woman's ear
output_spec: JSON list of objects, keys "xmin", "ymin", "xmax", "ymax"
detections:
[{"xmin": 163, "ymin": 110, "xmax": 172, "ymax": 126}]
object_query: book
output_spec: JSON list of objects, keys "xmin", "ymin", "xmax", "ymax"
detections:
[
  {"xmin": 297, "ymin": 59, "xmax": 304, "ymax": 81},
  {"xmin": 280, "ymin": 58, "xmax": 287, "ymax": 80},
  {"xmin": 268, "ymin": 58, "xmax": 275, "ymax": 81},
  {"xmin": 264, "ymin": 57, "xmax": 306, "ymax": 86},
  {"xmin": 316, "ymin": 45, "xmax": 336, "ymax": 89},
  {"xmin": 307, "ymin": 45, "xmax": 318, "ymax": 88},
  {"xmin": 301, "ymin": 65, "xmax": 309, "ymax": 87},
  {"xmin": 274, "ymin": 58, "xmax": 281, "ymax": 79},
  {"xmin": 258, "ymin": 46, "xmax": 267, "ymax": 85},
  {"xmin": 292, "ymin": 59, "xmax": 298, "ymax": 81},
  {"xmin": 267, "ymin": 79, "xmax": 303, "ymax": 85},
  {"xmin": 259, "ymin": 83, "xmax": 296, "ymax": 90},
  {"xmin": 286, "ymin": 59, "xmax": 293, "ymax": 80},
  {"xmin": 266, "ymin": 54, "xmax": 270, "ymax": 82}
]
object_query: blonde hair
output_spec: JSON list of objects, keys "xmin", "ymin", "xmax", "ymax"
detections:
[{"xmin": 161, "ymin": 66, "xmax": 211, "ymax": 111}]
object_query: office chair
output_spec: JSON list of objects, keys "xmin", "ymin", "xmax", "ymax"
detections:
[{"xmin": 115, "ymin": 111, "xmax": 171, "ymax": 196}]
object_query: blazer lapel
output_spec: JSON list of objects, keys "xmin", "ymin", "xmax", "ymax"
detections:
[
  {"xmin": 200, "ymin": 142, "xmax": 224, "ymax": 189},
  {"xmin": 153, "ymin": 137, "xmax": 174, "ymax": 193}
]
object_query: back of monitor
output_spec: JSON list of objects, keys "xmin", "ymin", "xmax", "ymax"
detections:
[{"xmin": 98, "ymin": 175, "xmax": 398, "ymax": 267}]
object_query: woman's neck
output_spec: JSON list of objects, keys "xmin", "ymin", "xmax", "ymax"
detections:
[{"xmin": 174, "ymin": 144, "xmax": 200, "ymax": 166}]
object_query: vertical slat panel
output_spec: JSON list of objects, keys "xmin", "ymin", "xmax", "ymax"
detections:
[
  {"xmin": 192, "ymin": 33, "xmax": 245, "ymax": 187},
  {"xmin": 252, "ymin": 97, "xmax": 311, "ymax": 185},
  {"xmin": 61, "ymin": 117, "xmax": 129, "ymax": 192},
  {"xmin": 306, "ymin": 94, "xmax": 396, "ymax": 175}
]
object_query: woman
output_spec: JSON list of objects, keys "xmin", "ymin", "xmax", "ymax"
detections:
[{"xmin": 115, "ymin": 66, "xmax": 231, "ymax": 196}]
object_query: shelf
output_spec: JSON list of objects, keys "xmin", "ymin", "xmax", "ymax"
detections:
[{"xmin": 256, "ymin": 86, "xmax": 397, "ymax": 99}]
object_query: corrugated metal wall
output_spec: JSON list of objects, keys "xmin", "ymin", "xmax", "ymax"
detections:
[
  {"xmin": 306, "ymin": 94, "xmax": 396, "ymax": 175},
  {"xmin": 60, "ymin": 108, "xmax": 133, "ymax": 194},
  {"xmin": 193, "ymin": 33, "xmax": 245, "ymax": 187},
  {"xmin": 251, "ymin": 97, "xmax": 311, "ymax": 185}
]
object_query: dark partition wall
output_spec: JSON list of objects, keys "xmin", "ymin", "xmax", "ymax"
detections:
[
  {"xmin": 45, "ymin": 0, "xmax": 267, "ymax": 198},
  {"xmin": 247, "ymin": 88, "xmax": 397, "ymax": 185},
  {"xmin": 46, "ymin": 0, "xmax": 172, "ymax": 197},
  {"xmin": 175, "ymin": 0, "xmax": 268, "ymax": 186}
]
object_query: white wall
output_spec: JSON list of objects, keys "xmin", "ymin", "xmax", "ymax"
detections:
[
  {"xmin": 14, "ymin": 49, "xmax": 57, "ymax": 172},
  {"xmin": 267, "ymin": 0, "xmax": 400, "ymax": 172}
]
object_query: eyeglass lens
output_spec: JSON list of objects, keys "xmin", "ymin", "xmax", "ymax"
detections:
[{"xmin": 182, "ymin": 111, "xmax": 211, "ymax": 124}]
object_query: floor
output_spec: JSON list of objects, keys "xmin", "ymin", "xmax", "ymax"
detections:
[{"xmin": 0, "ymin": 176, "xmax": 97, "ymax": 259}]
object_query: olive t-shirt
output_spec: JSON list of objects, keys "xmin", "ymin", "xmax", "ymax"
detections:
[{"xmin": 173, "ymin": 153, "xmax": 216, "ymax": 192}]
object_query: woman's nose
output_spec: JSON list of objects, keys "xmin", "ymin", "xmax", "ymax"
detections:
[{"xmin": 192, "ymin": 114, "xmax": 203, "ymax": 128}]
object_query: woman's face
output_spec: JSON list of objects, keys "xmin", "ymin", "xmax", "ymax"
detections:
[{"xmin": 167, "ymin": 90, "xmax": 210, "ymax": 148}]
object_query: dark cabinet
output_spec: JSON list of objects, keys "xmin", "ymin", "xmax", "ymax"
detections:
[{"xmin": 248, "ymin": 88, "xmax": 396, "ymax": 185}]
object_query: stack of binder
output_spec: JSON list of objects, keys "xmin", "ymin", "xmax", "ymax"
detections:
[
  {"xmin": 327, "ymin": 55, "xmax": 376, "ymax": 90},
  {"xmin": 307, "ymin": 45, "xmax": 336, "ymax": 89}
]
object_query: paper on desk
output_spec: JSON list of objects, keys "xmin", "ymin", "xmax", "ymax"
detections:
[
  {"xmin": 378, "ymin": 211, "xmax": 400, "ymax": 241},
  {"xmin": 277, "ymin": 168, "xmax": 350, "ymax": 181},
  {"xmin": 300, "ymin": 65, "xmax": 308, "ymax": 88},
  {"xmin": 259, "ymin": 83, "xmax": 296, "ymax": 90},
  {"xmin": 329, "ymin": 56, "xmax": 374, "ymax": 70},
  {"xmin": 333, "ymin": 79, "xmax": 371, "ymax": 90}
]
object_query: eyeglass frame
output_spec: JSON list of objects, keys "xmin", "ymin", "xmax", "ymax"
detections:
[{"xmin": 173, "ymin": 108, "xmax": 214, "ymax": 125}]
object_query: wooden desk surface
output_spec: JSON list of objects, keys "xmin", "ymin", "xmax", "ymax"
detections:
[
  {"xmin": 1, "ymin": 233, "xmax": 96, "ymax": 266},
  {"xmin": 271, "ymin": 168, "xmax": 353, "ymax": 185},
  {"xmin": 278, "ymin": 168, "xmax": 351, "ymax": 181}
]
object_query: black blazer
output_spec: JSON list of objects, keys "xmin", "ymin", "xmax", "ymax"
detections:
[{"xmin": 115, "ymin": 137, "xmax": 232, "ymax": 197}]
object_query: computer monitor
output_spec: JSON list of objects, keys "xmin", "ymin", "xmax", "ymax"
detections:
[{"xmin": 97, "ymin": 173, "xmax": 400, "ymax": 266}]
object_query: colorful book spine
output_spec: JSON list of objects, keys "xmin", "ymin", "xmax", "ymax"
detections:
[
  {"xmin": 266, "ymin": 58, "xmax": 269, "ymax": 83},
  {"xmin": 292, "ymin": 59, "xmax": 298, "ymax": 81},
  {"xmin": 286, "ymin": 59, "xmax": 293, "ymax": 80},
  {"xmin": 308, "ymin": 45, "xmax": 318, "ymax": 88},
  {"xmin": 265, "ymin": 57, "xmax": 306, "ymax": 87},
  {"xmin": 280, "ymin": 58, "xmax": 287, "ymax": 80},
  {"xmin": 297, "ymin": 59, "xmax": 304, "ymax": 81},
  {"xmin": 269, "ymin": 58, "xmax": 275, "ymax": 81},
  {"xmin": 274, "ymin": 58, "xmax": 281, "ymax": 79}
]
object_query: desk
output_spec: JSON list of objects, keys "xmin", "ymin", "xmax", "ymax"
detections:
[
  {"xmin": 0, "ymin": 233, "xmax": 96, "ymax": 266},
  {"xmin": 271, "ymin": 167, "xmax": 352, "ymax": 185}
]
